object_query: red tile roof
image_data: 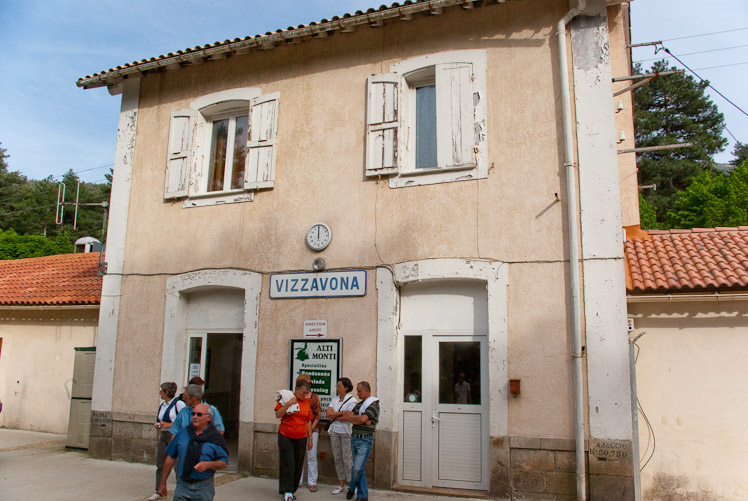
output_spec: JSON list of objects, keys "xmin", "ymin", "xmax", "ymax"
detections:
[
  {"xmin": 0, "ymin": 253, "xmax": 102, "ymax": 306},
  {"xmin": 624, "ymin": 226, "xmax": 748, "ymax": 293},
  {"xmin": 77, "ymin": 0, "xmax": 504, "ymax": 90}
]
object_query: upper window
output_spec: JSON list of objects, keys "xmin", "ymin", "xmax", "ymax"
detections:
[
  {"xmin": 365, "ymin": 50, "xmax": 487, "ymax": 188},
  {"xmin": 164, "ymin": 88, "xmax": 279, "ymax": 207}
]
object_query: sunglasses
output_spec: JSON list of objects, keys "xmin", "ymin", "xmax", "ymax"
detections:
[{"xmin": 191, "ymin": 412, "xmax": 208, "ymax": 417}]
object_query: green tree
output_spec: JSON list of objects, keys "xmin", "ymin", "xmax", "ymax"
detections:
[
  {"xmin": 731, "ymin": 141, "xmax": 748, "ymax": 167},
  {"xmin": 0, "ymin": 228, "xmax": 74, "ymax": 260},
  {"xmin": 666, "ymin": 161, "xmax": 748, "ymax": 228},
  {"xmin": 0, "ymin": 144, "xmax": 110, "ymax": 252},
  {"xmin": 634, "ymin": 60, "xmax": 727, "ymax": 222},
  {"xmin": 638, "ymin": 193, "xmax": 661, "ymax": 230}
]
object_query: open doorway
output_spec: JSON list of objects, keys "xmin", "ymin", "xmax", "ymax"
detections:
[{"xmin": 188, "ymin": 332, "xmax": 243, "ymax": 470}]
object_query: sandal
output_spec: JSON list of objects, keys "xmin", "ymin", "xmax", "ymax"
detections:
[{"xmin": 309, "ymin": 484, "xmax": 318, "ymax": 492}]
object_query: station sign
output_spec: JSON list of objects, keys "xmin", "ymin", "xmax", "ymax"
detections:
[{"xmin": 270, "ymin": 270, "xmax": 366, "ymax": 298}]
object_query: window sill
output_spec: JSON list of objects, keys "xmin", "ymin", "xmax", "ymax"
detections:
[
  {"xmin": 182, "ymin": 189, "xmax": 254, "ymax": 208},
  {"xmin": 389, "ymin": 164, "xmax": 484, "ymax": 189},
  {"xmin": 398, "ymin": 164, "xmax": 476, "ymax": 177}
]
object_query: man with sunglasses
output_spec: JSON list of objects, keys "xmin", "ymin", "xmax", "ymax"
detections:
[
  {"xmin": 170, "ymin": 384, "xmax": 225, "ymax": 438},
  {"xmin": 158, "ymin": 403, "xmax": 228, "ymax": 500}
]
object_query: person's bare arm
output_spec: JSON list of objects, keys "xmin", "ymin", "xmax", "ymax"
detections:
[{"xmin": 275, "ymin": 396, "xmax": 298, "ymax": 418}]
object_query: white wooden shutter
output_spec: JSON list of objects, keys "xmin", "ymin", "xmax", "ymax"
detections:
[
  {"xmin": 245, "ymin": 92, "xmax": 279, "ymax": 190},
  {"xmin": 164, "ymin": 109, "xmax": 195, "ymax": 199},
  {"xmin": 365, "ymin": 74, "xmax": 400, "ymax": 177},
  {"xmin": 435, "ymin": 63, "xmax": 475, "ymax": 169}
]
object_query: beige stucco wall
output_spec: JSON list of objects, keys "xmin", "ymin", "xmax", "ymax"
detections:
[
  {"xmin": 0, "ymin": 308, "xmax": 98, "ymax": 434},
  {"xmin": 608, "ymin": 4, "xmax": 639, "ymax": 227},
  {"xmin": 629, "ymin": 299, "xmax": 748, "ymax": 500},
  {"xmin": 108, "ymin": 0, "xmax": 629, "ymax": 447}
]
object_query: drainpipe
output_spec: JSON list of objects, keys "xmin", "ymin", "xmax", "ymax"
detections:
[{"xmin": 557, "ymin": 2, "xmax": 587, "ymax": 500}]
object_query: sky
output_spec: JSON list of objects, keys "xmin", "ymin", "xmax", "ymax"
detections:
[{"xmin": 0, "ymin": 0, "xmax": 746, "ymax": 184}]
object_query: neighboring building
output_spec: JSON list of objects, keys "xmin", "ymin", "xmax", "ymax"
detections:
[
  {"xmin": 0, "ymin": 253, "xmax": 101, "ymax": 434},
  {"xmin": 77, "ymin": 1, "xmax": 638, "ymax": 498},
  {"xmin": 625, "ymin": 226, "xmax": 748, "ymax": 500}
]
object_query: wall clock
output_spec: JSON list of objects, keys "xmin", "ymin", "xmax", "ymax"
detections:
[{"xmin": 305, "ymin": 222, "xmax": 332, "ymax": 251}]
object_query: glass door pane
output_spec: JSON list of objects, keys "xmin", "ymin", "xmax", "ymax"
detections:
[
  {"xmin": 438, "ymin": 341, "xmax": 481, "ymax": 405},
  {"xmin": 187, "ymin": 334, "xmax": 206, "ymax": 382}
]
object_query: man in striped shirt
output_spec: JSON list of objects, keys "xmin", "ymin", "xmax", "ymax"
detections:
[{"xmin": 339, "ymin": 381, "xmax": 379, "ymax": 501}]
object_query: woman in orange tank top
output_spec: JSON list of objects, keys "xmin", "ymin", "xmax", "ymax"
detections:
[{"xmin": 275, "ymin": 379, "xmax": 313, "ymax": 501}]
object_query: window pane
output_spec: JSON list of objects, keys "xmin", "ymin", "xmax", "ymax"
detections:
[
  {"xmin": 208, "ymin": 118, "xmax": 229, "ymax": 192},
  {"xmin": 404, "ymin": 336, "xmax": 422, "ymax": 402},
  {"xmin": 231, "ymin": 115, "xmax": 248, "ymax": 189},
  {"xmin": 415, "ymin": 85, "xmax": 437, "ymax": 169},
  {"xmin": 439, "ymin": 341, "xmax": 480, "ymax": 405}
]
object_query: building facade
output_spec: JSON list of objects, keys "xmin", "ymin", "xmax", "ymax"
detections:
[
  {"xmin": 0, "ymin": 253, "xmax": 101, "ymax": 434},
  {"xmin": 79, "ymin": 1, "xmax": 638, "ymax": 498},
  {"xmin": 625, "ymin": 226, "xmax": 748, "ymax": 500}
]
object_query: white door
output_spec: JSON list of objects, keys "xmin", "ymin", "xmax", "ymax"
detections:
[{"xmin": 400, "ymin": 333, "xmax": 489, "ymax": 491}]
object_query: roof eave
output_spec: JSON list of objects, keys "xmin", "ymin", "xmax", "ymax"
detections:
[{"xmin": 77, "ymin": 0, "xmax": 510, "ymax": 90}]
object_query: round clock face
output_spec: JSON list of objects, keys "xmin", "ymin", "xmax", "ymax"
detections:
[{"xmin": 306, "ymin": 223, "xmax": 331, "ymax": 251}]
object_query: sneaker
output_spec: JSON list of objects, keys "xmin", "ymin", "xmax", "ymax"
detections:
[
  {"xmin": 332, "ymin": 485, "xmax": 346, "ymax": 495},
  {"xmin": 284, "ymin": 493, "xmax": 293, "ymax": 501},
  {"xmin": 147, "ymin": 494, "xmax": 163, "ymax": 501}
]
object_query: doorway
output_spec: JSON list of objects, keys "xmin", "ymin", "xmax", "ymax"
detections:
[
  {"xmin": 401, "ymin": 333, "xmax": 488, "ymax": 490},
  {"xmin": 187, "ymin": 332, "xmax": 242, "ymax": 469}
]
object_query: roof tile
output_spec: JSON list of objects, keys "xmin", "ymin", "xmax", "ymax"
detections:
[
  {"xmin": 624, "ymin": 227, "xmax": 748, "ymax": 293},
  {"xmin": 0, "ymin": 253, "xmax": 102, "ymax": 306}
]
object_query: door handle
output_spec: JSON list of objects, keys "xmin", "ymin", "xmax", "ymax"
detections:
[{"xmin": 431, "ymin": 415, "xmax": 440, "ymax": 428}]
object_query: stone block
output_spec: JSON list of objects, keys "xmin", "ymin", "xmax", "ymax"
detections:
[
  {"xmin": 510, "ymin": 436, "xmax": 541, "ymax": 449},
  {"xmin": 113, "ymin": 420, "xmax": 142, "ymax": 440},
  {"xmin": 589, "ymin": 474, "xmax": 635, "ymax": 501},
  {"xmin": 121, "ymin": 437, "xmax": 156, "ymax": 464},
  {"xmin": 554, "ymin": 451, "xmax": 577, "ymax": 473},
  {"xmin": 88, "ymin": 436, "xmax": 111, "ymax": 460},
  {"xmin": 511, "ymin": 470, "xmax": 546, "ymax": 494},
  {"xmin": 512, "ymin": 449, "xmax": 554, "ymax": 472},
  {"xmin": 373, "ymin": 429, "xmax": 395, "ymax": 489},
  {"xmin": 540, "ymin": 437, "xmax": 575, "ymax": 451},
  {"xmin": 90, "ymin": 411, "xmax": 112, "ymax": 437},
  {"xmin": 238, "ymin": 421, "xmax": 254, "ymax": 473},
  {"xmin": 490, "ymin": 435, "xmax": 511, "ymax": 500},
  {"xmin": 510, "ymin": 493, "xmax": 556, "ymax": 501},
  {"xmin": 545, "ymin": 471, "xmax": 575, "ymax": 495},
  {"xmin": 588, "ymin": 439, "xmax": 633, "ymax": 476}
]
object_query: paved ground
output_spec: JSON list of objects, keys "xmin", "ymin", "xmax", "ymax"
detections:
[{"xmin": 0, "ymin": 428, "xmax": 486, "ymax": 500}]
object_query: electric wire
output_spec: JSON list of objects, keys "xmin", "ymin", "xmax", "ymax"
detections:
[
  {"xmin": 635, "ymin": 43, "xmax": 748, "ymax": 63},
  {"xmin": 633, "ymin": 341, "xmax": 656, "ymax": 471},
  {"xmin": 693, "ymin": 61, "xmax": 748, "ymax": 71},
  {"xmin": 661, "ymin": 46, "xmax": 748, "ymax": 120},
  {"xmin": 661, "ymin": 26, "xmax": 748, "ymax": 42}
]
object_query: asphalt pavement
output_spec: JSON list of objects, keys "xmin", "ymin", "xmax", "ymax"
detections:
[{"xmin": 0, "ymin": 428, "xmax": 486, "ymax": 500}]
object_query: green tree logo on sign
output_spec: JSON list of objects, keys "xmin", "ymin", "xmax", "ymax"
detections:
[{"xmin": 295, "ymin": 343, "xmax": 309, "ymax": 362}]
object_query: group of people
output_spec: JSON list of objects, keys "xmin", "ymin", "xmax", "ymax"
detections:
[
  {"xmin": 276, "ymin": 375, "xmax": 379, "ymax": 501},
  {"xmin": 149, "ymin": 376, "xmax": 227, "ymax": 501},
  {"xmin": 148, "ymin": 374, "xmax": 380, "ymax": 501}
]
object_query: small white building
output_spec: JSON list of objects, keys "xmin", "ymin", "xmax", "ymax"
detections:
[
  {"xmin": 0, "ymin": 253, "xmax": 101, "ymax": 434},
  {"xmin": 625, "ymin": 226, "xmax": 748, "ymax": 500}
]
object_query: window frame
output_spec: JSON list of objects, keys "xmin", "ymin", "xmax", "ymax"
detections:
[
  {"xmin": 164, "ymin": 87, "xmax": 280, "ymax": 208},
  {"xmin": 366, "ymin": 50, "xmax": 488, "ymax": 189}
]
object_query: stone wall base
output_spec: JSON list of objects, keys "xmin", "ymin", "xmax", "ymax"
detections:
[{"xmin": 93, "ymin": 414, "xmax": 635, "ymax": 501}]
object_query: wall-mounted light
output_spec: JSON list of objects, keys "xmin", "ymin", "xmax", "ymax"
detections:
[
  {"xmin": 618, "ymin": 131, "xmax": 626, "ymax": 144},
  {"xmin": 509, "ymin": 379, "xmax": 521, "ymax": 396},
  {"xmin": 313, "ymin": 258, "xmax": 326, "ymax": 271},
  {"xmin": 616, "ymin": 100, "xmax": 624, "ymax": 113}
]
